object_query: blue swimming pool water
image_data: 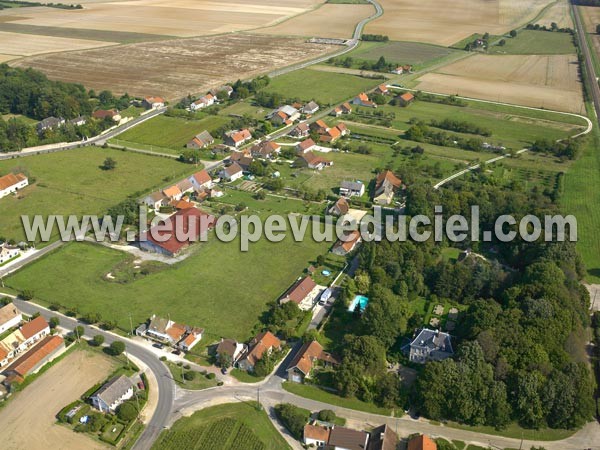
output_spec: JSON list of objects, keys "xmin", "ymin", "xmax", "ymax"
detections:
[
  {"xmin": 348, "ymin": 295, "xmax": 369, "ymax": 312},
  {"xmin": 322, "ymin": 270, "xmax": 331, "ymax": 276}
]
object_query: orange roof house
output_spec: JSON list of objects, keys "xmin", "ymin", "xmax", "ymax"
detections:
[
  {"xmin": 319, "ymin": 126, "xmax": 341, "ymax": 143},
  {"xmin": 280, "ymin": 276, "xmax": 317, "ymax": 305},
  {"xmin": 286, "ymin": 340, "xmax": 339, "ymax": 382},
  {"xmin": 20, "ymin": 316, "xmax": 49, "ymax": 340},
  {"xmin": 0, "ymin": 173, "xmax": 27, "ymax": 192},
  {"xmin": 332, "ymin": 230, "xmax": 361, "ymax": 256},
  {"xmin": 238, "ymin": 331, "xmax": 282, "ymax": 372},
  {"xmin": 408, "ymin": 434, "xmax": 437, "ymax": 450},
  {"xmin": 163, "ymin": 185, "xmax": 182, "ymax": 200},
  {"xmin": 398, "ymin": 92, "xmax": 415, "ymax": 106},
  {"xmin": 3, "ymin": 335, "xmax": 64, "ymax": 378}
]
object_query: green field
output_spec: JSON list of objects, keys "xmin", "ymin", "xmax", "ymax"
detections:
[
  {"xmin": 166, "ymin": 362, "xmax": 219, "ymax": 390},
  {"xmin": 490, "ymin": 30, "xmax": 576, "ymax": 54},
  {"xmin": 152, "ymin": 402, "xmax": 290, "ymax": 450},
  {"xmin": 6, "ymin": 223, "xmax": 330, "ymax": 339},
  {"xmin": 218, "ymin": 101, "xmax": 268, "ymax": 120},
  {"xmin": 562, "ymin": 114, "xmax": 600, "ymax": 282},
  {"xmin": 282, "ymin": 382, "xmax": 393, "ymax": 415},
  {"xmin": 0, "ymin": 148, "xmax": 194, "ymax": 242},
  {"xmin": 113, "ymin": 115, "xmax": 231, "ymax": 155},
  {"xmin": 262, "ymin": 68, "xmax": 380, "ymax": 105},
  {"xmin": 350, "ymin": 40, "xmax": 463, "ymax": 68}
]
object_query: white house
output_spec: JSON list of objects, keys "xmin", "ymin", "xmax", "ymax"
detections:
[
  {"xmin": 189, "ymin": 170, "xmax": 213, "ymax": 191},
  {"xmin": 304, "ymin": 424, "xmax": 330, "ymax": 447},
  {"xmin": 143, "ymin": 96, "xmax": 165, "ymax": 109},
  {"xmin": 178, "ymin": 327, "xmax": 204, "ymax": 352},
  {"xmin": 190, "ymin": 94, "xmax": 215, "ymax": 111},
  {"xmin": 220, "ymin": 162, "xmax": 244, "ymax": 182},
  {"xmin": 90, "ymin": 375, "xmax": 134, "ymax": 413},
  {"xmin": 0, "ymin": 303, "xmax": 22, "ymax": 335},
  {"xmin": 0, "ymin": 173, "xmax": 28, "ymax": 199},
  {"xmin": 339, "ymin": 180, "xmax": 365, "ymax": 197},
  {"xmin": 143, "ymin": 191, "xmax": 167, "ymax": 210},
  {"xmin": 0, "ymin": 244, "xmax": 20, "ymax": 264}
]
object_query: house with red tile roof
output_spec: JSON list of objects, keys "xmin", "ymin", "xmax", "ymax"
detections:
[
  {"xmin": 237, "ymin": 331, "xmax": 281, "ymax": 373},
  {"xmin": 375, "ymin": 84, "xmax": 389, "ymax": 95},
  {"xmin": 20, "ymin": 316, "xmax": 50, "ymax": 346},
  {"xmin": 352, "ymin": 92, "xmax": 377, "ymax": 108},
  {"xmin": 92, "ymin": 109, "xmax": 121, "ymax": 121},
  {"xmin": 304, "ymin": 424, "xmax": 331, "ymax": 447},
  {"xmin": 163, "ymin": 184, "xmax": 183, "ymax": 201},
  {"xmin": 280, "ymin": 276, "xmax": 317, "ymax": 307},
  {"xmin": 224, "ymin": 129, "xmax": 252, "ymax": 148},
  {"xmin": 143, "ymin": 96, "xmax": 165, "ymax": 109},
  {"xmin": 191, "ymin": 93, "xmax": 215, "ymax": 111},
  {"xmin": 2, "ymin": 335, "xmax": 64, "ymax": 379},
  {"xmin": 286, "ymin": 340, "xmax": 339, "ymax": 382},
  {"xmin": 189, "ymin": 170, "xmax": 213, "ymax": 191},
  {"xmin": 329, "ymin": 197, "xmax": 350, "ymax": 216},
  {"xmin": 296, "ymin": 138, "xmax": 317, "ymax": 154},
  {"xmin": 398, "ymin": 92, "xmax": 415, "ymax": 107},
  {"xmin": 295, "ymin": 151, "xmax": 332, "ymax": 170},
  {"xmin": 186, "ymin": 130, "xmax": 215, "ymax": 149},
  {"xmin": 407, "ymin": 434, "xmax": 437, "ymax": 450},
  {"xmin": 311, "ymin": 119, "xmax": 329, "ymax": 134},
  {"xmin": 250, "ymin": 140, "xmax": 281, "ymax": 159},
  {"xmin": 139, "ymin": 208, "xmax": 216, "ymax": 257},
  {"xmin": 373, "ymin": 170, "xmax": 402, "ymax": 205},
  {"xmin": 0, "ymin": 172, "xmax": 28, "ymax": 199},
  {"xmin": 178, "ymin": 327, "xmax": 204, "ymax": 352},
  {"xmin": 332, "ymin": 230, "xmax": 361, "ymax": 256}
]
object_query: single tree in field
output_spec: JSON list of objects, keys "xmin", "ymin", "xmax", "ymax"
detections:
[
  {"xmin": 101, "ymin": 157, "xmax": 117, "ymax": 171},
  {"xmin": 596, "ymin": 24, "xmax": 600, "ymax": 35},
  {"xmin": 509, "ymin": 29, "xmax": 517, "ymax": 38}
]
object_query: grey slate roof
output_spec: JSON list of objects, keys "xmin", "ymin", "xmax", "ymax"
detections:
[
  {"xmin": 93, "ymin": 375, "xmax": 133, "ymax": 406},
  {"xmin": 411, "ymin": 328, "xmax": 453, "ymax": 354},
  {"xmin": 340, "ymin": 181, "xmax": 364, "ymax": 192}
]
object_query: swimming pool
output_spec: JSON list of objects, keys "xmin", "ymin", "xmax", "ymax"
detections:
[{"xmin": 348, "ymin": 295, "xmax": 369, "ymax": 312}]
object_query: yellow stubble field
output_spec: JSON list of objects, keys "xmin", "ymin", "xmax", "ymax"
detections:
[
  {"xmin": 258, "ymin": 3, "xmax": 374, "ymax": 39},
  {"xmin": 363, "ymin": 0, "xmax": 552, "ymax": 46},
  {"xmin": 415, "ymin": 53, "xmax": 585, "ymax": 113}
]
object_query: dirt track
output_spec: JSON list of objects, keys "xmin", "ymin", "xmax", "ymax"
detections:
[{"xmin": 0, "ymin": 349, "xmax": 117, "ymax": 450}]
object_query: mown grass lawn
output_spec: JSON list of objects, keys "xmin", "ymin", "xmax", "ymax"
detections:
[
  {"xmin": 490, "ymin": 30, "xmax": 576, "ymax": 55},
  {"xmin": 282, "ymin": 382, "xmax": 393, "ymax": 415},
  {"xmin": 0, "ymin": 147, "xmax": 195, "ymax": 242},
  {"xmin": 152, "ymin": 402, "xmax": 290, "ymax": 450},
  {"xmin": 165, "ymin": 362, "xmax": 218, "ymax": 390},
  {"xmin": 6, "ymin": 225, "xmax": 331, "ymax": 339},
  {"xmin": 113, "ymin": 115, "xmax": 231, "ymax": 154},
  {"xmin": 262, "ymin": 68, "xmax": 381, "ymax": 105}
]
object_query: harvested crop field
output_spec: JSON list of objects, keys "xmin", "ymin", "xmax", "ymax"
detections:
[
  {"xmin": 364, "ymin": 0, "xmax": 550, "ymax": 46},
  {"xmin": 536, "ymin": 0, "xmax": 573, "ymax": 29},
  {"xmin": 418, "ymin": 55, "xmax": 583, "ymax": 113},
  {"xmin": 0, "ymin": 0, "xmax": 321, "ymax": 37},
  {"xmin": 0, "ymin": 30, "xmax": 116, "ymax": 56},
  {"xmin": 0, "ymin": 54, "xmax": 17, "ymax": 63},
  {"xmin": 415, "ymin": 54, "xmax": 584, "ymax": 113},
  {"xmin": 0, "ymin": 349, "xmax": 117, "ymax": 450},
  {"xmin": 11, "ymin": 34, "xmax": 337, "ymax": 100},
  {"xmin": 259, "ymin": 3, "xmax": 373, "ymax": 38}
]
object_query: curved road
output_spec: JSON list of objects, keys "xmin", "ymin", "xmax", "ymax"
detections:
[
  {"xmin": 268, "ymin": 0, "xmax": 383, "ymax": 78},
  {"xmin": 6, "ymin": 295, "xmax": 175, "ymax": 450}
]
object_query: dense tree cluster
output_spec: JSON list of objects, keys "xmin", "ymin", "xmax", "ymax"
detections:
[
  {"xmin": 404, "ymin": 122, "xmax": 485, "ymax": 152},
  {"xmin": 327, "ymin": 177, "xmax": 594, "ymax": 430},
  {"xmin": 429, "ymin": 118, "xmax": 491, "ymax": 137},
  {"xmin": 0, "ymin": 65, "xmax": 91, "ymax": 120},
  {"xmin": 530, "ymin": 138, "xmax": 581, "ymax": 160},
  {"xmin": 361, "ymin": 34, "xmax": 390, "ymax": 42}
]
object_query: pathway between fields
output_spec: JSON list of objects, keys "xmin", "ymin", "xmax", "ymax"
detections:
[{"xmin": 385, "ymin": 86, "xmax": 593, "ymax": 189}]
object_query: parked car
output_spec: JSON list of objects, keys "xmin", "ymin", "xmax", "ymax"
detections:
[
  {"xmin": 153, "ymin": 343, "xmax": 164, "ymax": 349},
  {"xmin": 172, "ymin": 349, "xmax": 182, "ymax": 355},
  {"xmin": 221, "ymin": 367, "xmax": 228, "ymax": 375}
]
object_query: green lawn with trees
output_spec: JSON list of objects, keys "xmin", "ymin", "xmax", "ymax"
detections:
[
  {"xmin": 5, "ymin": 227, "xmax": 330, "ymax": 339},
  {"xmin": 490, "ymin": 29, "xmax": 576, "ymax": 55},
  {"xmin": 152, "ymin": 402, "xmax": 290, "ymax": 450},
  {"xmin": 111, "ymin": 114, "xmax": 231, "ymax": 155},
  {"xmin": 0, "ymin": 147, "xmax": 196, "ymax": 242}
]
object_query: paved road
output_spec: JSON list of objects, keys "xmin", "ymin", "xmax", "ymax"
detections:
[
  {"xmin": 572, "ymin": 0, "xmax": 600, "ymax": 123},
  {"xmin": 4, "ymin": 295, "xmax": 174, "ymax": 450},
  {"xmin": 268, "ymin": 0, "xmax": 383, "ymax": 78},
  {"xmin": 0, "ymin": 107, "xmax": 166, "ymax": 161},
  {"xmin": 172, "ymin": 368, "xmax": 600, "ymax": 450},
  {"xmin": 0, "ymin": 241, "xmax": 65, "ymax": 278}
]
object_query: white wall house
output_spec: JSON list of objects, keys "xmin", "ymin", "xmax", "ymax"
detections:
[
  {"xmin": 91, "ymin": 375, "xmax": 134, "ymax": 413},
  {"xmin": 0, "ymin": 245, "xmax": 20, "ymax": 265},
  {"xmin": 0, "ymin": 303, "xmax": 22, "ymax": 335},
  {"xmin": 0, "ymin": 173, "xmax": 28, "ymax": 199}
]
